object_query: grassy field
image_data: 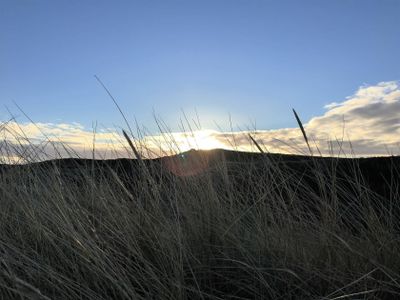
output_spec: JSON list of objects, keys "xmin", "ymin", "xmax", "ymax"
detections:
[{"xmin": 1, "ymin": 138, "xmax": 400, "ymax": 300}]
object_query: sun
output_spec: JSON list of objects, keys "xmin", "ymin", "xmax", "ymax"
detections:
[
  {"xmin": 175, "ymin": 130, "xmax": 227, "ymax": 151},
  {"xmin": 193, "ymin": 130, "xmax": 226, "ymax": 150}
]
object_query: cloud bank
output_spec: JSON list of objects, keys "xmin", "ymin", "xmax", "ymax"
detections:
[
  {"xmin": 225, "ymin": 80, "xmax": 400, "ymax": 156},
  {"xmin": 1, "ymin": 80, "xmax": 400, "ymax": 162}
]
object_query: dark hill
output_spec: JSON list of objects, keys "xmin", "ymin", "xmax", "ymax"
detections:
[
  {"xmin": 2, "ymin": 149, "xmax": 399, "ymax": 208},
  {"xmin": 2, "ymin": 149, "xmax": 399, "ymax": 197},
  {"xmin": 2, "ymin": 149, "xmax": 400, "ymax": 299}
]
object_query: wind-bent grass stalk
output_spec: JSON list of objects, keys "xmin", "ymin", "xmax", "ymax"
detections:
[
  {"xmin": 292, "ymin": 108, "xmax": 313, "ymax": 156},
  {"xmin": 122, "ymin": 129, "xmax": 143, "ymax": 162},
  {"xmin": 248, "ymin": 133, "xmax": 265, "ymax": 153}
]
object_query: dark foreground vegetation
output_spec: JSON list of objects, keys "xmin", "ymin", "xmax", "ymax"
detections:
[{"xmin": 1, "ymin": 149, "xmax": 400, "ymax": 299}]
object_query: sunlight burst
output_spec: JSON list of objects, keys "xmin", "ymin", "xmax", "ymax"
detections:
[{"xmin": 176, "ymin": 130, "xmax": 227, "ymax": 151}]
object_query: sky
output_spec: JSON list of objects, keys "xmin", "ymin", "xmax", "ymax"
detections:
[{"xmin": 1, "ymin": 0, "xmax": 400, "ymax": 161}]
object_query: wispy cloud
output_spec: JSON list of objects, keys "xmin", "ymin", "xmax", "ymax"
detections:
[{"xmin": 1, "ymin": 80, "xmax": 400, "ymax": 162}]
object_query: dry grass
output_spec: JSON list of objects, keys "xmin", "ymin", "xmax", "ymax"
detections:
[{"xmin": 0, "ymin": 121, "xmax": 400, "ymax": 299}]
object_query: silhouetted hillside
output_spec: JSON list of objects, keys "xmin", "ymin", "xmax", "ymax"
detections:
[{"xmin": 2, "ymin": 149, "xmax": 400, "ymax": 299}]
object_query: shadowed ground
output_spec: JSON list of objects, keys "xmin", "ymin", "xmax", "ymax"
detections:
[{"xmin": 1, "ymin": 150, "xmax": 400, "ymax": 299}]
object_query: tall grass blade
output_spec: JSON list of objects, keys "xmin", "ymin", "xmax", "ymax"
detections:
[
  {"xmin": 248, "ymin": 134, "xmax": 265, "ymax": 153},
  {"xmin": 292, "ymin": 108, "xmax": 313, "ymax": 155},
  {"xmin": 94, "ymin": 75, "xmax": 137, "ymax": 140},
  {"xmin": 122, "ymin": 129, "xmax": 142, "ymax": 161}
]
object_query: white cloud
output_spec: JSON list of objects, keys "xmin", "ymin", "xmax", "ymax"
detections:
[
  {"xmin": 0, "ymin": 121, "xmax": 130, "ymax": 163},
  {"xmin": 324, "ymin": 102, "xmax": 341, "ymax": 110},
  {"xmin": 1, "ymin": 80, "xmax": 400, "ymax": 162},
  {"xmin": 305, "ymin": 80, "xmax": 400, "ymax": 154},
  {"xmin": 200, "ymin": 80, "xmax": 400, "ymax": 157},
  {"xmin": 213, "ymin": 80, "xmax": 400, "ymax": 156}
]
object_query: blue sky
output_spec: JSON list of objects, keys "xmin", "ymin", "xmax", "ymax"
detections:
[{"xmin": 1, "ymin": 0, "xmax": 400, "ymax": 134}]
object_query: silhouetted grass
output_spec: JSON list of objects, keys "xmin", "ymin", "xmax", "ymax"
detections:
[{"xmin": 1, "ymin": 122, "xmax": 400, "ymax": 299}]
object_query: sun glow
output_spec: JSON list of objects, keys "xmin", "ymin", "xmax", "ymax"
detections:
[{"xmin": 175, "ymin": 130, "xmax": 227, "ymax": 151}]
